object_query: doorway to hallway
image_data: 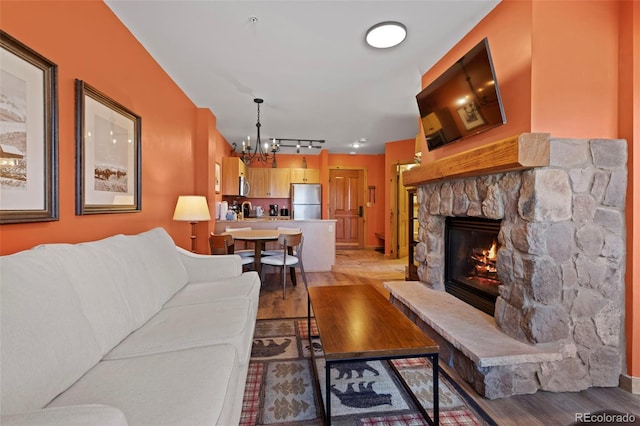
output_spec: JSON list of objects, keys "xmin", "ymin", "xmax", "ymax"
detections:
[{"xmin": 329, "ymin": 168, "xmax": 365, "ymax": 249}]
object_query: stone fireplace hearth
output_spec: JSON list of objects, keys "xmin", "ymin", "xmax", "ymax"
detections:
[{"xmin": 389, "ymin": 134, "xmax": 627, "ymax": 398}]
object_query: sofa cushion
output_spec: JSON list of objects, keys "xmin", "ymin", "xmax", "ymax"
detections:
[
  {"xmin": 0, "ymin": 249, "xmax": 102, "ymax": 414},
  {"xmin": 80, "ymin": 231, "xmax": 173, "ymax": 328},
  {"xmin": 128, "ymin": 228, "xmax": 189, "ymax": 301},
  {"xmin": 47, "ymin": 346, "xmax": 239, "ymax": 426},
  {"xmin": 1, "ymin": 405, "xmax": 128, "ymax": 426},
  {"xmin": 90, "ymin": 228, "xmax": 187, "ymax": 327},
  {"xmin": 37, "ymin": 239, "xmax": 137, "ymax": 355},
  {"xmin": 103, "ymin": 298, "xmax": 254, "ymax": 365}
]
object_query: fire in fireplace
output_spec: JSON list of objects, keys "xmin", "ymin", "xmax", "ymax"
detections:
[{"xmin": 445, "ymin": 217, "xmax": 501, "ymax": 315}]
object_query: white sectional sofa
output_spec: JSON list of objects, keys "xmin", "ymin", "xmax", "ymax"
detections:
[{"xmin": 0, "ymin": 227, "xmax": 261, "ymax": 426}]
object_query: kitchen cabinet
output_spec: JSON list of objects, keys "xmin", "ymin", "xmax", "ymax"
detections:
[
  {"xmin": 246, "ymin": 168, "xmax": 269, "ymax": 197},
  {"xmin": 270, "ymin": 168, "xmax": 291, "ymax": 197},
  {"xmin": 407, "ymin": 187, "xmax": 419, "ymax": 281},
  {"xmin": 222, "ymin": 157, "xmax": 247, "ymax": 196},
  {"xmin": 290, "ymin": 168, "xmax": 320, "ymax": 184},
  {"xmin": 246, "ymin": 168, "xmax": 291, "ymax": 198}
]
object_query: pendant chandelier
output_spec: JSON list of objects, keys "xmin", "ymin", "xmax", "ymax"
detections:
[{"xmin": 233, "ymin": 98, "xmax": 279, "ymax": 167}]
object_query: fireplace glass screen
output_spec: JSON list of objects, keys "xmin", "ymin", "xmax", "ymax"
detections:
[{"xmin": 445, "ymin": 217, "xmax": 501, "ymax": 315}]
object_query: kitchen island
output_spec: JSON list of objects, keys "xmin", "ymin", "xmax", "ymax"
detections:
[{"xmin": 214, "ymin": 219, "xmax": 336, "ymax": 272}]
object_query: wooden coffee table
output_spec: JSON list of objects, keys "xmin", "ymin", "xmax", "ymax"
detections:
[{"xmin": 307, "ymin": 285, "xmax": 439, "ymax": 425}]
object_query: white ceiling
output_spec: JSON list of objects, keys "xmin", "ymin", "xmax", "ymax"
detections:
[{"xmin": 105, "ymin": 0, "xmax": 499, "ymax": 155}]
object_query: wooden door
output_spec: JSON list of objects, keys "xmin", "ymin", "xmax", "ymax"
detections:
[
  {"xmin": 329, "ymin": 169, "xmax": 364, "ymax": 249},
  {"xmin": 397, "ymin": 165, "xmax": 411, "ymax": 258},
  {"xmin": 390, "ymin": 163, "xmax": 414, "ymax": 259}
]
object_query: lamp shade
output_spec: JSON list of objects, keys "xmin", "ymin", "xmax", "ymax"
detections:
[{"xmin": 173, "ymin": 196, "xmax": 211, "ymax": 221}]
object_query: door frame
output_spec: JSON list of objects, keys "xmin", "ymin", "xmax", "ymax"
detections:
[
  {"xmin": 328, "ymin": 166, "xmax": 367, "ymax": 249},
  {"xmin": 389, "ymin": 161, "xmax": 417, "ymax": 259}
]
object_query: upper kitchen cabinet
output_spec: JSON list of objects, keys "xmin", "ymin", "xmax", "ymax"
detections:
[
  {"xmin": 222, "ymin": 157, "xmax": 247, "ymax": 196},
  {"xmin": 270, "ymin": 168, "xmax": 291, "ymax": 197},
  {"xmin": 246, "ymin": 168, "xmax": 291, "ymax": 198},
  {"xmin": 290, "ymin": 168, "xmax": 320, "ymax": 184}
]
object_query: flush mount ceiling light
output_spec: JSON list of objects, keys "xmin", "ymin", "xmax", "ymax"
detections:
[
  {"xmin": 352, "ymin": 137, "xmax": 366, "ymax": 149},
  {"xmin": 365, "ymin": 21, "xmax": 407, "ymax": 48}
]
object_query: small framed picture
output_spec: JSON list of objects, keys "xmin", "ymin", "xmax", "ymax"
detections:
[
  {"xmin": 75, "ymin": 80, "xmax": 141, "ymax": 214},
  {"xmin": 215, "ymin": 162, "xmax": 221, "ymax": 193},
  {"xmin": 0, "ymin": 31, "xmax": 58, "ymax": 224},
  {"xmin": 457, "ymin": 103, "xmax": 485, "ymax": 130}
]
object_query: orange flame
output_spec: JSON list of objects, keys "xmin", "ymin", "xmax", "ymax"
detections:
[{"xmin": 487, "ymin": 240, "xmax": 497, "ymax": 260}]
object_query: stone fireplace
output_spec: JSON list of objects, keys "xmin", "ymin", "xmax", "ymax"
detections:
[{"xmin": 388, "ymin": 133, "xmax": 628, "ymax": 398}]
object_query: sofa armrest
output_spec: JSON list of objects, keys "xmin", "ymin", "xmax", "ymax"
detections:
[
  {"xmin": 176, "ymin": 246, "xmax": 243, "ymax": 282},
  {"xmin": 2, "ymin": 405, "xmax": 128, "ymax": 426}
]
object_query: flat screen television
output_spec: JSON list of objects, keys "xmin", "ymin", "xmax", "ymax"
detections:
[{"xmin": 416, "ymin": 38, "xmax": 506, "ymax": 151}]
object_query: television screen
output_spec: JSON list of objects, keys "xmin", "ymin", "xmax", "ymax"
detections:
[{"xmin": 416, "ymin": 38, "xmax": 506, "ymax": 151}]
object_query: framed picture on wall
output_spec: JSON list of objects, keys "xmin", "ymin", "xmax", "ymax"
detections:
[
  {"xmin": 0, "ymin": 30, "xmax": 59, "ymax": 224},
  {"xmin": 215, "ymin": 162, "xmax": 221, "ymax": 193},
  {"xmin": 457, "ymin": 102, "xmax": 485, "ymax": 130},
  {"xmin": 75, "ymin": 79, "xmax": 141, "ymax": 214}
]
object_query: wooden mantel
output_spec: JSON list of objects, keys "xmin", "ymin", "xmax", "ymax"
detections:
[{"xmin": 403, "ymin": 133, "xmax": 551, "ymax": 187}]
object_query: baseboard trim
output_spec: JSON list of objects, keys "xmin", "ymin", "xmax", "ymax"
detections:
[{"xmin": 619, "ymin": 373, "xmax": 640, "ymax": 394}]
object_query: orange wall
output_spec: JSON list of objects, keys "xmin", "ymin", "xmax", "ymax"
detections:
[
  {"xmin": 418, "ymin": 0, "xmax": 639, "ymax": 380},
  {"xmin": 196, "ymin": 108, "xmax": 235, "ymax": 253},
  {"xmin": 530, "ymin": 1, "xmax": 619, "ymax": 138},
  {"xmin": 328, "ymin": 154, "xmax": 385, "ymax": 248},
  {"xmin": 0, "ymin": 1, "xmax": 210, "ymax": 254},
  {"xmin": 420, "ymin": 0, "xmax": 533, "ymax": 165}
]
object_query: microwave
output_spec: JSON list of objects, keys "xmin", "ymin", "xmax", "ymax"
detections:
[{"xmin": 239, "ymin": 176, "xmax": 250, "ymax": 197}]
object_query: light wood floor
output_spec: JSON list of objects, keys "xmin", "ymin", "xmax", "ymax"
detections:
[{"xmin": 256, "ymin": 249, "xmax": 640, "ymax": 426}]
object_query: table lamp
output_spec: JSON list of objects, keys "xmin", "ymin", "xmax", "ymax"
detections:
[{"xmin": 172, "ymin": 195, "xmax": 211, "ymax": 252}]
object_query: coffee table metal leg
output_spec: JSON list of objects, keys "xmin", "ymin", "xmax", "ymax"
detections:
[
  {"xmin": 433, "ymin": 354, "xmax": 439, "ymax": 425},
  {"xmin": 307, "ymin": 296, "xmax": 311, "ymax": 341},
  {"xmin": 325, "ymin": 360, "xmax": 331, "ymax": 426},
  {"xmin": 308, "ymin": 295, "xmax": 327, "ymax": 425},
  {"xmin": 387, "ymin": 354, "xmax": 439, "ymax": 426}
]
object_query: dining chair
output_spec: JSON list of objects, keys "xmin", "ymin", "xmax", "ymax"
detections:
[
  {"xmin": 209, "ymin": 233, "xmax": 254, "ymax": 269},
  {"xmin": 261, "ymin": 227, "xmax": 302, "ymax": 256},
  {"xmin": 223, "ymin": 226, "xmax": 254, "ymax": 257},
  {"xmin": 259, "ymin": 232, "xmax": 308, "ymax": 299}
]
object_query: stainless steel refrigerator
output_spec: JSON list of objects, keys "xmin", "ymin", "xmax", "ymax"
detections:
[{"xmin": 291, "ymin": 183, "xmax": 322, "ymax": 220}]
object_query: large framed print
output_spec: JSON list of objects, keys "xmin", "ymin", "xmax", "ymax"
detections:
[
  {"xmin": 0, "ymin": 31, "xmax": 58, "ymax": 224},
  {"xmin": 76, "ymin": 80, "xmax": 141, "ymax": 214}
]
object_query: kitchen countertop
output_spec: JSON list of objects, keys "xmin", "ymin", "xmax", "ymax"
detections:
[{"xmin": 214, "ymin": 219, "xmax": 336, "ymax": 271}]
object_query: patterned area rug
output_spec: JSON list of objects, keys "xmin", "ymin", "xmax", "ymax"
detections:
[{"xmin": 240, "ymin": 318, "xmax": 496, "ymax": 426}]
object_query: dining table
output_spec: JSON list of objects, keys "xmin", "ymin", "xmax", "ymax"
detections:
[{"xmin": 223, "ymin": 228, "xmax": 300, "ymax": 279}]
